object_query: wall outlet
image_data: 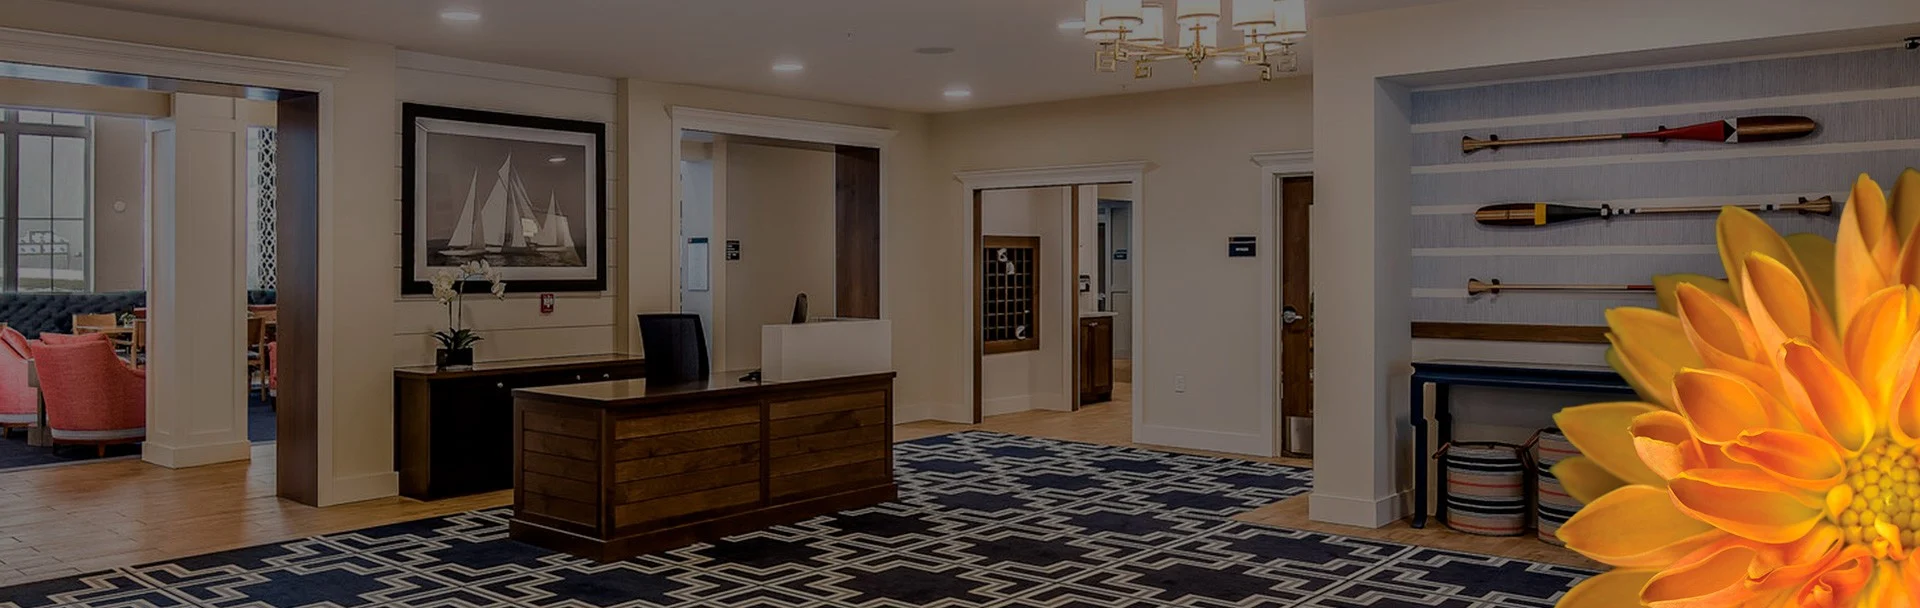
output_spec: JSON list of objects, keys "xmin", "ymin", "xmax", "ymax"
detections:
[{"xmin": 1173, "ymin": 374, "xmax": 1187, "ymax": 393}]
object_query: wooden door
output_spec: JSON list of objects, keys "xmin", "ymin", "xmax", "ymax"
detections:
[{"xmin": 1280, "ymin": 176, "xmax": 1314, "ymax": 456}]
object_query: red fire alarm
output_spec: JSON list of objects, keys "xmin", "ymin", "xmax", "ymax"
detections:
[{"xmin": 539, "ymin": 293, "xmax": 555, "ymax": 315}]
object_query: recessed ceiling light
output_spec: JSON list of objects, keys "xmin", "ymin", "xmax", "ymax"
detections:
[
  {"xmin": 438, "ymin": 8, "xmax": 482, "ymax": 23},
  {"xmin": 943, "ymin": 87, "xmax": 973, "ymax": 99},
  {"xmin": 546, "ymin": 155, "xmax": 568, "ymax": 164},
  {"xmin": 914, "ymin": 47, "xmax": 956, "ymax": 55},
  {"xmin": 1059, "ymin": 19, "xmax": 1086, "ymax": 30},
  {"xmin": 771, "ymin": 60, "xmax": 805, "ymax": 73}
]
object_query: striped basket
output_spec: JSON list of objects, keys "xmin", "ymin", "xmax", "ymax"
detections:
[
  {"xmin": 1532, "ymin": 428, "xmax": 1582, "ymax": 546},
  {"xmin": 1436, "ymin": 442, "xmax": 1530, "ymax": 537}
]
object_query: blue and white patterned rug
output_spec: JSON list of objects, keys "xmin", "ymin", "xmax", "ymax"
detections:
[{"xmin": 0, "ymin": 431, "xmax": 1592, "ymax": 607}]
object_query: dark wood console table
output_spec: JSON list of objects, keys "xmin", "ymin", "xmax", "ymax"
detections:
[
  {"xmin": 394, "ymin": 354, "xmax": 647, "ymax": 500},
  {"xmin": 1407, "ymin": 359, "xmax": 1634, "ymax": 529},
  {"xmin": 509, "ymin": 371, "xmax": 897, "ymax": 561}
]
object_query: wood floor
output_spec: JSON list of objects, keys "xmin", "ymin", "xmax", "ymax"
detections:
[{"xmin": 0, "ymin": 379, "xmax": 1585, "ymax": 586}]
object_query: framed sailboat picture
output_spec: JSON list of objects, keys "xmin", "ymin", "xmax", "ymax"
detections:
[{"xmin": 401, "ymin": 103, "xmax": 607, "ymax": 294}]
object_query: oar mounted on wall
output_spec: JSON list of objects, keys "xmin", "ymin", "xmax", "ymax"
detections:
[
  {"xmin": 1473, "ymin": 196, "xmax": 1834, "ymax": 227},
  {"xmin": 1467, "ymin": 278, "xmax": 1656, "ymax": 296},
  {"xmin": 1461, "ymin": 115, "xmax": 1818, "ymax": 154}
]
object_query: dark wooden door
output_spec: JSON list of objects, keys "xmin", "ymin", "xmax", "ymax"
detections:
[{"xmin": 1280, "ymin": 177, "xmax": 1314, "ymax": 456}]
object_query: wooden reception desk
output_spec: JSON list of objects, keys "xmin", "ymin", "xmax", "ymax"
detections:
[{"xmin": 507, "ymin": 371, "xmax": 897, "ymax": 561}]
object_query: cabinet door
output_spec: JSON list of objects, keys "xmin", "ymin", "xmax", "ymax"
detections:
[
  {"xmin": 1091, "ymin": 320, "xmax": 1112, "ymax": 391},
  {"xmin": 1079, "ymin": 321, "xmax": 1097, "ymax": 395}
]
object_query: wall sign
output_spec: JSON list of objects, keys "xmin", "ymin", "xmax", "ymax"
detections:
[
  {"xmin": 725, "ymin": 240, "xmax": 741, "ymax": 261},
  {"xmin": 1113, "ymin": 249, "xmax": 1129, "ymax": 261},
  {"xmin": 1228, "ymin": 236, "xmax": 1257, "ymax": 258}
]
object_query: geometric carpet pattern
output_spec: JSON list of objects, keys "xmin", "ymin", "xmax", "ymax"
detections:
[{"xmin": 0, "ymin": 432, "xmax": 1594, "ymax": 607}]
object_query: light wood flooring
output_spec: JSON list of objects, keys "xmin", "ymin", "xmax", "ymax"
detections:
[{"xmin": 0, "ymin": 378, "xmax": 1585, "ymax": 586}]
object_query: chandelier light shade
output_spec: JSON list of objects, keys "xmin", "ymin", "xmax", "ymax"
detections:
[
  {"xmin": 1134, "ymin": 4, "xmax": 1167, "ymax": 44},
  {"xmin": 1079, "ymin": 0, "xmax": 1307, "ymax": 82},
  {"xmin": 1231, "ymin": 0, "xmax": 1276, "ymax": 34},
  {"xmin": 1175, "ymin": 0, "xmax": 1221, "ymax": 26}
]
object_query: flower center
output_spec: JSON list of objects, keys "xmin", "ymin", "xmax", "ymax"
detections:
[{"xmin": 1839, "ymin": 438, "xmax": 1920, "ymax": 550}]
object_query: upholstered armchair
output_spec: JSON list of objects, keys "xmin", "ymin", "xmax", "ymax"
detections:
[
  {"xmin": 30, "ymin": 339, "xmax": 145, "ymax": 455},
  {"xmin": 267, "ymin": 341, "xmax": 278, "ymax": 401},
  {"xmin": 0, "ymin": 327, "xmax": 36, "ymax": 435}
]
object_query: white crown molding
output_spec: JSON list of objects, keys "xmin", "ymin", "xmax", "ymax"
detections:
[
  {"xmin": 670, "ymin": 106, "xmax": 895, "ymax": 148},
  {"xmin": 397, "ymin": 51, "xmax": 615, "ymax": 95},
  {"xmin": 0, "ymin": 26, "xmax": 346, "ymax": 90},
  {"xmin": 1251, "ymin": 149, "xmax": 1313, "ymax": 174},
  {"xmin": 954, "ymin": 161, "xmax": 1152, "ymax": 191}
]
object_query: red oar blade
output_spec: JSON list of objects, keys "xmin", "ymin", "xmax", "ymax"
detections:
[{"xmin": 1630, "ymin": 115, "xmax": 1818, "ymax": 143}]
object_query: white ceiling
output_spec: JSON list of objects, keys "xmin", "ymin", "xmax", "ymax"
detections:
[{"xmin": 53, "ymin": 0, "xmax": 1452, "ymax": 112}]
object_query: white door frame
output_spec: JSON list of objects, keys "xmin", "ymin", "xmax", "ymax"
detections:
[
  {"xmin": 0, "ymin": 27, "xmax": 348, "ymax": 492},
  {"xmin": 955, "ymin": 162, "xmax": 1149, "ymax": 428},
  {"xmin": 1253, "ymin": 150, "xmax": 1313, "ymax": 456},
  {"xmin": 666, "ymin": 107, "xmax": 896, "ymax": 367}
]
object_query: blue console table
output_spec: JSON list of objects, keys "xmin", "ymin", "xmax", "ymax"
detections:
[{"xmin": 1408, "ymin": 359, "xmax": 1636, "ymax": 529}]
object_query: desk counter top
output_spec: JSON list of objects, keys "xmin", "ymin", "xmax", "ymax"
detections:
[
  {"xmin": 395, "ymin": 353, "xmax": 644, "ymax": 379},
  {"xmin": 513, "ymin": 371, "xmax": 896, "ymax": 408}
]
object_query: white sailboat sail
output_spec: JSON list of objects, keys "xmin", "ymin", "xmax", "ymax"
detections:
[
  {"xmin": 506, "ymin": 168, "xmax": 537, "ymax": 249},
  {"xmin": 535, "ymin": 194, "xmax": 575, "ymax": 249},
  {"xmin": 480, "ymin": 156, "xmax": 512, "ymax": 250},
  {"xmin": 445, "ymin": 170, "xmax": 480, "ymax": 250}
]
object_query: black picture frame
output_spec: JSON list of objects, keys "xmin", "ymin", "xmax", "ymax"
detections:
[{"xmin": 400, "ymin": 102, "xmax": 608, "ymax": 295}]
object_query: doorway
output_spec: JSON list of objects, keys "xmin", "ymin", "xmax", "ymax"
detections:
[{"xmin": 1279, "ymin": 176, "xmax": 1313, "ymax": 457}]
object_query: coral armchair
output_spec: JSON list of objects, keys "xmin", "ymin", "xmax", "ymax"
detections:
[
  {"xmin": 0, "ymin": 327, "xmax": 35, "ymax": 435},
  {"xmin": 30, "ymin": 339, "xmax": 145, "ymax": 455}
]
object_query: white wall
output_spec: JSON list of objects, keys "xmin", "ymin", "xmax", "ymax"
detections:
[
  {"xmin": 931, "ymin": 81, "xmax": 1313, "ymax": 454},
  {"xmin": 390, "ymin": 51, "xmax": 622, "ymax": 366},
  {"xmin": 92, "ymin": 115, "xmax": 146, "ymax": 292},
  {"xmin": 719, "ymin": 140, "xmax": 836, "ymax": 371},
  {"xmin": 1309, "ymin": 0, "xmax": 1920, "ymax": 528},
  {"xmin": 1075, "ymin": 185, "xmax": 1098, "ymax": 313},
  {"xmin": 980, "ymin": 186, "xmax": 1074, "ymax": 415}
]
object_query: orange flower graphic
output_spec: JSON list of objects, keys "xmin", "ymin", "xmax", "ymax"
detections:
[{"xmin": 1555, "ymin": 170, "xmax": 1920, "ymax": 607}]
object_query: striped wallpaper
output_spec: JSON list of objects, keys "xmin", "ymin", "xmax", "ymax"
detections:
[{"xmin": 1408, "ymin": 46, "xmax": 1920, "ymax": 328}]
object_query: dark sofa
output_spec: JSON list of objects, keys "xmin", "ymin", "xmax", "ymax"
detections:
[{"xmin": 0, "ymin": 290, "xmax": 276, "ymax": 338}]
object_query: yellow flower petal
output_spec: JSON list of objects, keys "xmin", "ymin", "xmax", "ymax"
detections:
[
  {"xmin": 1719, "ymin": 205, "xmax": 1812, "ymax": 309},
  {"xmin": 1557, "ymin": 569, "xmax": 1656, "ymax": 608},
  {"xmin": 1641, "ymin": 542, "xmax": 1759, "ymax": 607},
  {"xmin": 1557, "ymin": 484, "xmax": 1726, "ymax": 568},
  {"xmin": 1743, "ymin": 253, "xmax": 1844, "ymax": 367},
  {"xmin": 1672, "ymin": 368, "xmax": 1786, "ymax": 445},
  {"xmin": 1654, "ymin": 274, "xmax": 1734, "ymax": 317},
  {"xmin": 1748, "ymin": 523, "xmax": 1845, "ymax": 592},
  {"xmin": 1863, "ymin": 560, "xmax": 1918, "ymax": 608},
  {"xmin": 1722, "ymin": 429, "xmax": 1846, "ymax": 492},
  {"xmin": 1892, "ymin": 334, "xmax": 1920, "ymax": 446},
  {"xmin": 1550, "ymin": 456, "xmax": 1628, "ymax": 505},
  {"xmin": 1836, "ymin": 173, "xmax": 1898, "ymax": 335},
  {"xmin": 1668, "ymin": 469, "xmax": 1825, "ymax": 544},
  {"xmin": 1555, "ymin": 402, "xmax": 1668, "ymax": 488},
  {"xmin": 1842, "ymin": 285, "xmax": 1920, "ymax": 417},
  {"xmin": 1778, "ymin": 340, "xmax": 1876, "ymax": 454},
  {"xmin": 1786, "ymin": 232, "xmax": 1838, "ymax": 315},
  {"xmin": 1606, "ymin": 308, "xmax": 1703, "ymax": 409},
  {"xmin": 1787, "ymin": 546, "xmax": 1874, "ymax": 608},
  {"xmin": 1632, "ymin": 411, "xmax": 1703, "ymax": 481},
  {"xmin": 1893, "ymin": 167, "xmax": 1920, "ymax": 241},
  {"xmin": 1676, "ymin": 283, "xmax": 1782, "ymax": 395}
]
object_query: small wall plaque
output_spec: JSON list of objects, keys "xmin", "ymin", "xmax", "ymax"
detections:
[
  {"xmin": 1228, "ymin": 236, "xmax": 1257, "ymax": 258},
  {"xmin": 725, "ymin": 240, "xmax": 741, "ymax": 261}
]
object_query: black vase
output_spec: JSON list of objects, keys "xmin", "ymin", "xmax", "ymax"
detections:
[{"xmin": 436, "ymin": 347, "xmax": 474, "ymax": 369}]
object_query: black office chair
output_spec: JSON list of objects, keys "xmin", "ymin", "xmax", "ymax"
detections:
[{"xmin": 637, "ymin": 313, "xmax": 710, "ymax": 385}]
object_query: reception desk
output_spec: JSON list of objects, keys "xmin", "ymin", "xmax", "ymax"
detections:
[{"xmin": 508, "ymin": 371, "xmax": 897, "ymax": 561}]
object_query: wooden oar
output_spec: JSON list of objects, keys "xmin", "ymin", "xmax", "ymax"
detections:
[
  {"xmin": 1461, "ymin": 115, "xmax": 1817, "ymax": 154},
  {"xmin": 1467, "ymin": 278, "xmax": 1655, "ymax": 296},
  {"xmin": 1474, "ymin": 196, "xmax": 1834, "ymax": 227}
]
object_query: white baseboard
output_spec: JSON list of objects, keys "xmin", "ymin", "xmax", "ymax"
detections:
[
  {"xmin": 893, "ymin": 400, "xmax": 932, "ymax": 424},
  {"xmin": 142, "ymin": 439, "xmax": 251, "ymax": 469},
  {"xmin": 1133, "ymin": 424, "xmax": 1274, "ymax": 457},
  {"xmin": 1308, "ymin": 490, "xmax": 1408, "ymax": 528},
  {"xmin": 982, "ymin": 395, "xmax": 1032, "ymax": 417},
  {"xmin": 321, "ymin": 471, "xmax": 400, "ymax": 506}
]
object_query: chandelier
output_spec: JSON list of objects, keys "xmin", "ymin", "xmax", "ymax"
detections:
[{"xmin": 1081, "ymin": 0, "xmax": 1307, "ymax": 82}]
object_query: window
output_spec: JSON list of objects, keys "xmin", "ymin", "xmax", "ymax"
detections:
[{"xmin": 0, "ymin": 108, "xmax": 92, "ymax": 292}]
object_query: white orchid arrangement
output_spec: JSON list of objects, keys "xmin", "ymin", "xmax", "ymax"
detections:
[{"xmin": 430, "ymin": 260, "xmax": 507, "ymax": 351}]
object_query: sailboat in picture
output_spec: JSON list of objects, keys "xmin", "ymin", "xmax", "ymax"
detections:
[{"xmin": 437, "ymin": 154, "xmax": 579, "ymax": 261}]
